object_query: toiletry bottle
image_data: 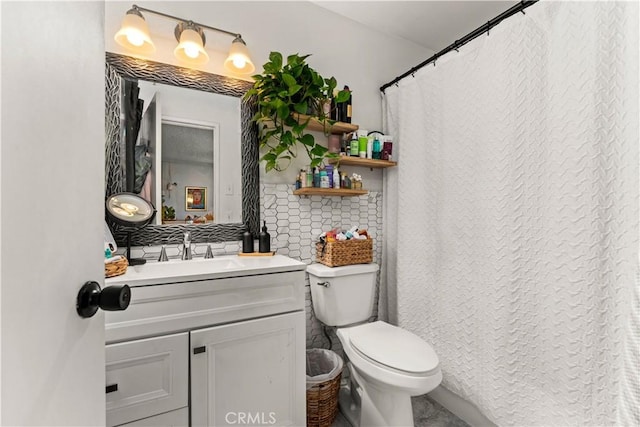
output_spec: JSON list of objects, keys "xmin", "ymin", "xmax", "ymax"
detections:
[
  {"xmin": 366, "ymin": 137, "xmax": 373, "ymax": 159},
  {"xmin": 344, "ymin": 85, "xmax": 352, "ymax": 123},
  {"xmin": 326, "ymin": 164, "xmax": 334, "ymax": 188},
  {"xmin": 358, "ymin": 130, "xmax": 368, "ymax": 158},
  {"xmin": 320, "ymin": 170, "xmax": 329, "ymax": 188},
  {"xmin": 258, "ymin": 221, "xmax": 271, "ymax": 253},
  {"xmin": 333, "ymin": 168, "xmax": 341, "ymax": 189},
  {"xmin": 340, "ymin": 133, "xmax": 348, "ymax": 156},
  {"xmin": 373, "ymin": 136, "xmax": 381, "ymax": 159},
  {"xmin": 313, "ymin": 167, "xmax": 320, "ymax": 187},
  {"xmin": 306, "ymin": 168, "xmax": 313, "ymax": 188},
  {"xmin": 242, "ymin": 230, "xmax": 254, "ymax": 253},
  {"xmin": 300, "ymin": 169, "xmax": 306, "ymax": 188},
  {"xmin": 330, "ymin": 89, "xmax": 338, "ymax": 121},
  {"xmin": 382, "ymin": 135, "xmax": 394, "ymax": 161},
  {"xmin": 350, "ymin": 132, "xmax": 359, "ymax": 156}
]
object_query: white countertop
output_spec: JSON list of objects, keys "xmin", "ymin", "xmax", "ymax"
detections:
[{"xmin": 105, "ymin": 254, "xmax": 306, "ymax": 287}]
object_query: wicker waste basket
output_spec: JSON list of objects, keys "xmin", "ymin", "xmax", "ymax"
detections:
[{"xmin": 306, "ymin": 348, "xmax": 344, "ymax": 427}]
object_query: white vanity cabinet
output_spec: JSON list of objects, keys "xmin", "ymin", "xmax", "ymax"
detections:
[{"xmin": 104, "ymin": 256, "xmax": 307, "ymax": 427}]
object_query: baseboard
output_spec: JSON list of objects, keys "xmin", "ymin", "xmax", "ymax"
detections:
[{"xmin": 428, "ymin": 385, "xmax": 497, "ymax": 427}]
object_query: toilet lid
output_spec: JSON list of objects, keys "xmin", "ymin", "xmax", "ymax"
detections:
[{"xmin": 349, "ymin": 322, "xmax": 439, "ymax": 374}]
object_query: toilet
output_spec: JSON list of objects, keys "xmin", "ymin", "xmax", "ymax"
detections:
[{"xmin": 307, "ymin": 263, "xmax": 442, "ymax": 427}]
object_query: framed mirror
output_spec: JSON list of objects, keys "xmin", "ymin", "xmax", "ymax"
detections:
[{"xmin": 105, "ymin": 52, "xmax": 259, "ymax": 246}]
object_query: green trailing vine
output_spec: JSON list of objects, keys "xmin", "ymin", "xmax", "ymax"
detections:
[{"xmin": 244, "ymin": 52, "xmax": 350, "ymax": 172}]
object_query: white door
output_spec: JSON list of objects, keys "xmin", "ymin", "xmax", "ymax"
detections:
[
  {"xmin": 138, "ymin": 92, "xmax": 162, "ymax": 224},
  {"xmin": 1, "ymin": 2, "xmax": 106, "ymax": 425},
  {"xmin": 191, "ymin": 312, "xmax": 306, "ymax": 427}
]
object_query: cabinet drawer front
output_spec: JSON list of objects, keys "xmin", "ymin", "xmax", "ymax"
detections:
[
  {"xmin": 106, "ymin": 271, "xmax": 305, "ymax": 343},
  {"xmin": 106, "ymin": 333, "xmax": 188, "ymax": 427}
]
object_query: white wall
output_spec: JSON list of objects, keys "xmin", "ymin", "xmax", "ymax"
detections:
[{"xmin": 104, "ymin": 1, "xmax": 432, "ymax": 189}]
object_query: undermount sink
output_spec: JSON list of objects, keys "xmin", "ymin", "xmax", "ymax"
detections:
[
  {"xmin": 105, "ymin": 254, "xmax": 306, "ymax": 287},
  {"xmin": 120, "ymin": 256, "xmax": 245, "ymax": 285},
  {"xmin": 133, "ymin": 257, "xmax": 244, "ymax": 274}
]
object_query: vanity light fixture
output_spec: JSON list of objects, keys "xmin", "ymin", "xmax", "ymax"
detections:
[{"xmin": 114, "ymin": 4, "xmax": 255, "ymax": 74}]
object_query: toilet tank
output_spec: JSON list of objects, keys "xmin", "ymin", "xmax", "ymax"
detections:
[{"xmin": 307, "ymin": 263, "xmax": 379, "ymax": 327}]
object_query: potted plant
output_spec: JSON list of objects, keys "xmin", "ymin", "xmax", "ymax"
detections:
[
  {"xmin": 162, "ymin": 205, "xmax": 175, "ymax": 221},
  {"xmin": 245, "ymin": 52, "xmax": 350, "ymax": 172}
]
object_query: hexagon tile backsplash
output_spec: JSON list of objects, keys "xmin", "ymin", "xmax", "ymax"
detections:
[{"xmin": 125, "ymin": 183, "xmax": 384, "ymax": 350}]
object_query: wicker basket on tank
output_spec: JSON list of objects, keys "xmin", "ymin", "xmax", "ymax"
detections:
[
  {"xmin": 315, "ymin": 238, "xmax": 373, "ymax": 267},
  {"xmin": 306, "ymin": 371, "xmax": 342, "ymax": 427},
  {"xmin": 105, "ymin": 257, "xmax": 128, "ymax": 278}
]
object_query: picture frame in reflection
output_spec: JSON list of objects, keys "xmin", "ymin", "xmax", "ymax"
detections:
[{"xmin": 185, "ymin": 186, "xmax": 207, "ymax": 211}]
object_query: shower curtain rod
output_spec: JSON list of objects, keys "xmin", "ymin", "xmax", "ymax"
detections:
[{"xmin": 380, "ymin": 0, "xmax": 539, "ymax": 93}]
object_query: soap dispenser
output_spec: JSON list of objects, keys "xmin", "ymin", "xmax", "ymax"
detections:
[
  {"xmin": 242, "ymin": 230, "xmax": 254, "ymax": 253},
  {"xmin": 259, "ymin": 221, "xmax": 271, "ymax": 253}
]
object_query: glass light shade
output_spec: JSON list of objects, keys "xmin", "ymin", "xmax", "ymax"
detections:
[
  {"xmin": 224, "ymin": 38, "xmax": 255, "ymax": 74},
  {"xmin": 114, "ymin": 12, "xmax": 155, "ymax": 54},
  {"xmin": 174, "ymin": 28, "xmax": 209, "ymax": 65}
]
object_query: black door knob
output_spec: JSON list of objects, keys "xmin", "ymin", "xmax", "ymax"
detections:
[{"xmin": 76, "ymin": 281, "xmax": 131, "ymax": 318}]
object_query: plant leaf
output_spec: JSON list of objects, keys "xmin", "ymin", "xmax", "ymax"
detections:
[
  {"xmin": 269, "ymin": 52, "xmax": 283, "ymax": 70},
  {"xmin": 300, "ymin": 134, "xmax": 315, "ymax": 146},
  {"xmin": 310, "ymin": 158, "xmax": 322, "ymax": 168},
  {"xmin": 288, "ymin": 84, "xmax": 302, "ymax": 96},
  {"xmin": 335, "ymin": 90, "xmax": 350, "ymax": 103},
  {"xmin": 294, "ymin": 102, "xmax": 308, "ymax": 114},
  {"xmin": 282, "ymin": 73, "xmax": 296, "ymax": 87},
  {"xmin": 310, "ymin": 144, "xmax": 328, "ymax": 156}
]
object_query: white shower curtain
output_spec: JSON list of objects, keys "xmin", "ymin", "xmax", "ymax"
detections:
[{"xmin": 382, "ymin": 2, "xmax": 639, "ymax": 425}]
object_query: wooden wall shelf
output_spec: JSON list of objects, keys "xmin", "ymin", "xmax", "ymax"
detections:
[
  {"xmin": 292, "ymin": 114, "xmax": 358, "ymax": 135},
  {"xmin": 293, "ymin": 188, "xmax": 367, "ymax": 197},
  {"xmin": 328, "ymin": 157, "xmax": 397, "ymax": 168}
]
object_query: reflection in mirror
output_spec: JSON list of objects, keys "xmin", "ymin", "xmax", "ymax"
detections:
[
  {"xmin": 135, "ymin": 81, "xmax": 242, "ymax": 225},
  {"xmin": 105, "ymin": 53, "xmax": 259, "ymax": 246}
]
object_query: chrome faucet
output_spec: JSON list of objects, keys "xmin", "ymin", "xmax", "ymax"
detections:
[{"xmin": 181, "ymin": 231, "xmax": 192, "ymax": 260}]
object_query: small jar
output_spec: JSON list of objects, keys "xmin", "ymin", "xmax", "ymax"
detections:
[{"xmin": 328, "ymin": 135, "xmax": 340, "ymax": 154}]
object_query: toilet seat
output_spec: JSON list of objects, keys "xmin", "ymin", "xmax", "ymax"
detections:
[{"xmin": 349, "ymin": 321, "xmax": 439, "ymax": 374}]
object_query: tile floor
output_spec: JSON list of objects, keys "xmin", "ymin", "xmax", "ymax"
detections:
[{"xmin": 332, "ymin": 394, "xmax": 469, "ymax": 427}]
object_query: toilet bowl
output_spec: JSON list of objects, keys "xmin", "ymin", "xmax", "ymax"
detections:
[{"xmin": 307, "ymin": 263, "xmax": 442, "ymax": 427}]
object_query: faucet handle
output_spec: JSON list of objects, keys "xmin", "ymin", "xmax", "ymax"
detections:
[
  {"xmin": 158, "ymin": 245, "xmax": 169, "ymax": 262},
  {"xmin": 204, "ymin": 244, "xmax": 214, "ymax": 259}
]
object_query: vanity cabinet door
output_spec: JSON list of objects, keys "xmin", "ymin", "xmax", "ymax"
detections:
[
  {"xmin": 191, "ymin": 311, "xmax": 306, "ymax": 426},
  {"xmin": 106, "ymin": 333, "xmax": 189, "ymax": 427}
]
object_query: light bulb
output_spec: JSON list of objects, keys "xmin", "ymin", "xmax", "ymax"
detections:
[
  {"xmin": 126, "ymin": 31, "xmax": 145, "ymax": 47},
  {"xmin": 232, "ymin": 56, "xmax": 246, "ymax": 69},
  {"xmin": 183, "ymin": 43, "xmax": 200, "ymax": 59}
]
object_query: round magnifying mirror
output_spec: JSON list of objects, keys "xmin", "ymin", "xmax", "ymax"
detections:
[
  {"xmin": 106, "ymin": 193, "xmax": 156, "ymax": 266},
  {"xmin": 106, "ymin": 193, "xmax": 155, "ymax": 227}
]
